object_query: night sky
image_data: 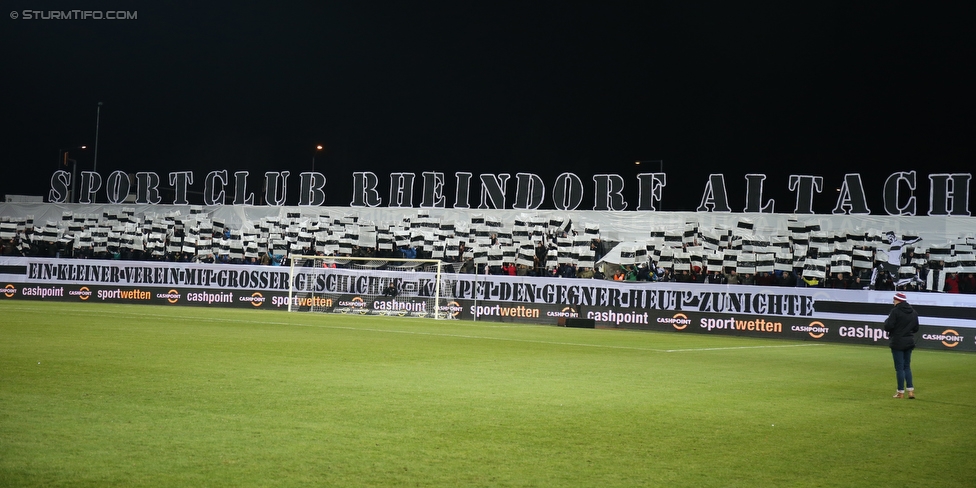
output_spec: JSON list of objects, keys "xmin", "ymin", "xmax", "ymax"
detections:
[{"xmin": 3, "ymin": 2, "xmax": 974, "ymax": 213}]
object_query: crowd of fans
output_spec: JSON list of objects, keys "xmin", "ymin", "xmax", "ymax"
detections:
[
  {"xmin": 597, "ymin": 261, "xmax": 976, "ymax": 293},
  {"xmin": 2, "ymin": 224, "xmax": 973, "ymax": 294}
]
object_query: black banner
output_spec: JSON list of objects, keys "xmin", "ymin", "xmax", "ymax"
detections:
[
  {"xmin": 588, "ymin": 308, "xmax": 975, "ymax": 352},
  {"xmin": 2, "ymin": 282, "xmax": 972, "ymax": 352}
]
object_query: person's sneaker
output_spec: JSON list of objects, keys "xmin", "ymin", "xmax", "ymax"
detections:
[
  {"xmin": 893, "ymin": 391, "xmax": 904, "ymax": 399},
  {"xmin": 907, "ymin": 389, "xmax": 915, "ymax": 399}
]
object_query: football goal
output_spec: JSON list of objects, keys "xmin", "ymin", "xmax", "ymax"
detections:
[{"xmin": 287, "ymin": 255, "xmax": 445, "ymax": 319}]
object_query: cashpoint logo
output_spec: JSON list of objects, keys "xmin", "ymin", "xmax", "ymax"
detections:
[
  {"xmin": 657, "ymin": 313, "xmax": 691, "ymax": 330},
  {"xmin": 156, "ymin": 289, "xmax": 181, "ymax": 304},
  {"xmin": 546, "ymin": 306, "xmax": 580, "ymax": 319},
  {"xmin": 440, "ymin": 300, "xmax": 463, "ymax": 318},
  {"xmin": 922, "ymin": 329, "xmax": 964, "ymax": 348},
  {"xmin": 337, "ymin": 296, "xmax": 367, "ymax": 314},
  {"xmin": 372, "ymin": 299, "xmax": 427, "ymax": 316},
  {"xmin": 240, "ymin": 292, "xmax": 265, "ymax": 307},
  {"xmin": 72, "ymin": 286, "xmax": 92, "ymax": 300},
  {"xmin": 838, "ymin": 325, "xmax": 887, "ymax": 342},
  {"xmin": 2, "ymin": 284, "xmax": 16, "ymax": 298},
  {"xmin": 790, "ymin": 320, "xmax": 829, "ymax": 339}
]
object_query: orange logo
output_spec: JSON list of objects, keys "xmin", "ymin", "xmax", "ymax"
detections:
[
  {"xmin": 922, "ymin": 329, "xmax": 963, "ymax": 348},
  {"xmin": 941, "ymin": 329, "xmax": 962, "ymax": 348},
  {"xmin": 78, "ymin": 286, "xmax": 90, "ymax": 300},
  {"xmin": 446, "ymin": 300, "xmax": 462, "ymax": 318},
  {"xmin": 353, "ymin": 296, "xmax": 367, "ymax": 314},
  {"xmin": 942, "ymin": 330, "xmax": 960, "ymax": 348},
  {"xmin": 2, "ymin": 284, "xmax": 15, "ymax": 298},
  {"xmin": 808, "ymin": 321, "xmax": 826, "ymax": 339},
  {"xmin": 672, "ymin": 313, "xmax": 689, "ymax": 330}
]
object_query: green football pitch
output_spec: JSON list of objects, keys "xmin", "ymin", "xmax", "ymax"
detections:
[{"xmin": 2, "ymin": 301, "xmax": 974, "ymax": 487}]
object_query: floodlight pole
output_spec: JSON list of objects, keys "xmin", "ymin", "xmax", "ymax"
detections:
[
  {"xmin": 93, "ymin": 102, "xmax": 103, "ymax": 174},
  {"xmin": 71, "ymin": 158, "xmax": 78, "ymax": 203}
]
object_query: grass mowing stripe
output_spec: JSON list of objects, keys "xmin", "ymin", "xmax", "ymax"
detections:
[
  {"xmin": 288, "ymin": 324, "xmax": 827, "ymax": 354},
  {"xmin": 38, "ymin": 304, "xmax": 827, "ymax": 354},
  {"xmin": 2, "ymin": 301, "xmax": 974, "ymax": 487}
]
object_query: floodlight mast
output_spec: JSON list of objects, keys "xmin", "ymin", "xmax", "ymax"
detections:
[{"xmin": 93, "ymin": 102, "xmax": 103, "ymax": 175}]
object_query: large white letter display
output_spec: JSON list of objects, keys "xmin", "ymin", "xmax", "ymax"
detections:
[{"xmin": 41, "ymin": 168, "xmax": 971, "ymax": 215}]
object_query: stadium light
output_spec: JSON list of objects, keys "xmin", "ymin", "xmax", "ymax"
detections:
[
  {"xmin": 635, "ymin": 160, "xmax": 664, "ymax": 173},
  {"xmin": 58, "ymin": 145, "xmax": 88, "ymax": 203},
  {"xmin": 312, "ymin": 144, "xmax": 324, "ymax": 172}
]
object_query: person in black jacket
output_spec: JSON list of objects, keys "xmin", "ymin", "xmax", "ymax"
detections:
[
  {"xmin": 383, "ymin": 281, "xmax": 399, "ymax": 298},
  {"xmin": 883, "ymin": 292, "xmax": 919, "ymax": 399}
]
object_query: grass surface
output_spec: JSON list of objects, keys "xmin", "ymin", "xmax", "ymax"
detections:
[{"xmin": 1, "ymin": 301, "xmax": 974, "ymax": 487}]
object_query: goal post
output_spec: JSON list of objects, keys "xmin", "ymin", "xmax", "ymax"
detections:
[{"xmin": 287, "ymin": 255, "xmax": 445, "ymax": 319}]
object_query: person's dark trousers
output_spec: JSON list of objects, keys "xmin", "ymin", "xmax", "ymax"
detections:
[{"xmin": 891, "ymin": 348, "xmax": 914, "ymax": 391}]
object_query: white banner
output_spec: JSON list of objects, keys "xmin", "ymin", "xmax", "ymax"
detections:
[{"xmin": 4, "ymin": 256, "xmax": 974, "ymax": 328}]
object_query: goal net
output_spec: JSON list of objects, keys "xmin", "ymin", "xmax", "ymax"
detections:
[{"xmin": 287, "ymin": 255, "xmax": 445, "ymax": 319}]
